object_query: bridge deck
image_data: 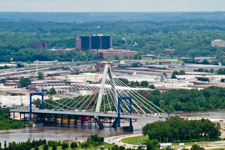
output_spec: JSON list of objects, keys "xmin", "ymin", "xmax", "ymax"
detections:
[{"xmin": 10, "ymin": 109, "xmax": 166, "ymax": 121}]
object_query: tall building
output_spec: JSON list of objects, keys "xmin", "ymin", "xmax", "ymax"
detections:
[
  {"xmin": 76, "ymin": 35, "xmax": 112, "ymax": 51},
  {"xmin": 211, "ymin": 39, "xmax": 225, "ymax": 47},
  {"xmin": 32, "ymin": 42, "xmax": 51, "ymax": 49}
]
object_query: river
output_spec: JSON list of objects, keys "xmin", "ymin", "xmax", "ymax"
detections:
[{"xmin": 0, "ymin": 110, "xmax": 224, "ymax": 144}]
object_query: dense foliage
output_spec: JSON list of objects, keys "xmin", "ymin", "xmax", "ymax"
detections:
[
  {"xmin": 0, "ymin": 108, "xmax": 25, "ymax": 130},
  {"xmin": 142, "ymin": 117, "xmax": 221, "ymax": 142},
  {"xmin": 19, "ymin": 78, "xmax": 31, "ymax": 87},
  {"xmin": 139, "ymin": 86, "xmax": 225, "ymax": 113},
  {"xmin": 1, "ymin": 19, "xmax": 225, "ymax": 62}
]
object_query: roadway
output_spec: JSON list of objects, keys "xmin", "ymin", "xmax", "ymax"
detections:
[
  {"xmin": 10, "ymin": 109, "xmax": 166, "ymax": 121},
  {"xmin": 104, "ymin": 134, "xmax": 144, "ymax": 149}
]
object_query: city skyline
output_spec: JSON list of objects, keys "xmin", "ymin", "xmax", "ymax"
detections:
[{"xmin": 0, "ymin": 0, "xmax": 225, "ymax": 12}]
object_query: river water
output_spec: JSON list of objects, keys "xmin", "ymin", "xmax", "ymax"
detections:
[{"xmin": 0, "ymin": 111, "xmax": 224, "ymax": 144}]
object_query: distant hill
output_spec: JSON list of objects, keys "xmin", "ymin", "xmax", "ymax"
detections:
[{"xmin": 1, "ymin": 12, "xmax": 225, "ymax": 22}]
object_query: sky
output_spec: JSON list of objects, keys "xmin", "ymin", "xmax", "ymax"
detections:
[{"xmin": 0, "ymin": 0, "xmax": 225, "ymax": 12}]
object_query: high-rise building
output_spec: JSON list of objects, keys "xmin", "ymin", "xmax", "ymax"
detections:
[{"xmin": 76, "ymin": 35, "xmax": 112, "ymax": 51}]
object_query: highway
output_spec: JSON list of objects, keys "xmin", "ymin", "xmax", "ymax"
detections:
[{"xmin": 10, "ymin": 109, "xmax": 166, "ymax": 121}]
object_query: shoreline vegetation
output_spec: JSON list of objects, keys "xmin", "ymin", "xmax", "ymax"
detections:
[{"xmin": 0, "ymin": 108, "xmax": 27, "ymax": 130}]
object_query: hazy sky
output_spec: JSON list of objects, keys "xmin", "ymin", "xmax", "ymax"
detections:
[{"xmin": 0, "ymin": 0, "xmax": 225, "ymax": 12}]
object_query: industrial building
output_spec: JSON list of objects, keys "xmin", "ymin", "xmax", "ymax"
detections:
[
  {"xmin": 76, "ymin": 34, "xmax": 112, "ymax": 51},
  {"xmin": 32, "ymin": 42, "xmax": 51, "ymax": 49},
  {"xmin": 211, "ymin": 39, "xmax": 225, "ymax": 47},
  {"xmin": 90, "ymin": 48, "xmax": 137, "ymax": 58}
]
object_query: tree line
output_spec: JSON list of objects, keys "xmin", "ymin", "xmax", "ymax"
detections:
[
  {"xmin": 142, "ymin": 117, "xmax": 221, "ymax": 143},
  {"xmin": 138, "ymin": 86, "xmax": 225, "ymax": 113}
]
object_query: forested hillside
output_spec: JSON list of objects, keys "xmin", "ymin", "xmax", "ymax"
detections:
[{"xmin": 1, "ymin": 20, "xmax": 225, "ymax": 62}]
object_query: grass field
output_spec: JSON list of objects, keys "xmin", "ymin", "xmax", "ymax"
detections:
[
  {"xmin": 121, "ymin": 135, "xmax": 148, "ymax": 145},
  {"xmin": 38, "ymin": 142, "xmax": 114, "ymax": 150}
]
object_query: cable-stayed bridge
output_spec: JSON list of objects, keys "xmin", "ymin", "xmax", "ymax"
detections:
[{"xmin": 10, "ymin": 64, "xmax": 170, "ymax": 131}]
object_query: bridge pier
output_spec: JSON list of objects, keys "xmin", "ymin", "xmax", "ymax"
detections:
[
  {"xmin": 54, "ymin": 114, "xmax": 57, "ymax": 126},
  {"xmin": 74, "ymin": 116, "xmax": 77, "ymax": 126},
  {"xmin": 94, "ymin": 117, "xmax": 104, "ymax": 129},
  {"xmin": 61, "ymin": 115, "xmax": 63, "ymax": 127},
  {"xmin": 68, "ymin": 115, "xmax": 70, "ymax": 127}
]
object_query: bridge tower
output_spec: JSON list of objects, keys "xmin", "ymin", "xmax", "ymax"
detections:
[{"xmin": 95, "ymin": 64, "xmax": 117, "ymax": 112}]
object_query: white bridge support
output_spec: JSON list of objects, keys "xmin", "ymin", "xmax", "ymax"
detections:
[{"xmin": 95, "ymin": 64, "xmax": 117, "ymax": 112}]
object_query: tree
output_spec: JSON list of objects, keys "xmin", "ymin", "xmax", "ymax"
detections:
[
  {"xmin": 145, "ymin": 139, "xmax": 160, "ymax": 150},
  {"xmin": 118, "ymin": 78, "xmax": 129, "ymax": 85},
  {"xmin": 17, "ymin": 62, "xmax": 24, "ymax": 68},
  {"xmin": 70, "ymin": 142, "xmax": 77, "ymax": 149},
  {"xmin": 46, "ymin": 87, "xmax": 56, "ymax": 95},
  {"xmin": 198, "ymin": 68, "xmax": 205, "ymax": 72},
  {"xmin": 4, "ymin": 141, "xmax": 6, "ymax": 149},
  {"xmin": 202, "ymin": 59, "xmax": 210, "ymax": 64},
  {"xmin": 38, "ymin": 72, "xmax": 44, "ymax": 80},
  {"xmin": 114, "ymin": 55, "xmax": 120, "ymax": 60},
  {"xmin": 62, "ymin": 143, "xmax": 68, "ymax": 150},
  {"xmin": 179, "ymin": 70, "xmax": 185, "ymax": 75},
  {"xmin": 149, "ymin": 84, "xmax": 155, "ymax": 89},
  {"xmin": 191, "ymin": 144, "xmax": 205, "ymax": 150},
  {"xmin": 35, "ymin": 146, "xmax": 39, "ymax": 150},
  {"xmin": 130, "ymin": 81, "xmax": 135, "ymax": 87},
  {"xmin": 162, "ymin": 72, "xmax": 167, "ymax": 78},
  {"xmin": 210, "ymin": 68, "xmax": 214, "ymax": 73},
  {"xmin": 52, "ymin": 144, "xmax": 57, "ymax": 150},
  {"xmin": 141, "ymin": 81, "xmax": 149, "ymax": 87},
  {"xmin": 43, "ymin": 144, "xmax": 48, "ymax": 150},
  {"xmin": 171, "ymin": 71, "xmax": 179, "ymax": 79},
  {"xmin": 135, "ymin": 81, "xmax": 139, "ymax": 86},
  {"xmin": 220, "ymin": 78, "xmax": 225, "ymax": 82},
  {"xmin": 19, "ymin": 78, "xmax": 31, "ymax": 87}
]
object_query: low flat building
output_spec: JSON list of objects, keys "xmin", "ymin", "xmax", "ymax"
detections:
[
  {"xmin": 90, "ymin": 48, "xmax": 137, "ymax": 58},
  {"xmin": 211, "ymin": 39, "xmax": 225, "ymax": 47}
]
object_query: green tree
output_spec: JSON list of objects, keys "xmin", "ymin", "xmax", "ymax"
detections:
[
  {"xmin": 19, "ymin": 78, "xmax": 31, "ymax": 87},
  {"xmin": 149, "ymin": 84, "xmax": 155, "ymax": 89},
  {"xmin": 220, "ymin": 78, "xmax": 225, "ymax": 82},
  {"xmin": 202, "ymin": 60, "xmax": 210, "ymax": 64},
  {"xmin": 162, "ymin": 72, "xmax": 167, "ymax": 78},
  {"xmin": 35, "ymin": 146, "xmax": 39, "ymax": 150},
  {"xmin": 171, "ymin": 71, "xmax": 179, "ymax": 79},
  {"xmin": 38, "ymin": 72, "xmax": 44, "ymax": 80},
  {"xmin": 179, "ymin": 70, "xmax": 185, "ymax": 75},
  {"xmin": 191, "ymin": 144, "xmax": 205, "ymax": 150},
  {"xmin": 198, "ymin": 68, "xmax": 205, "ymax": 72},
  {"xmin": 62, "ymin": 143, "xmax": 68, "ymax": 150},
  {"xmin": 118, "ymin": 78, "xmax": 129, "ymax": 85},
  {"xmin": 141, "ymin": 81, "xmax": 149, "ymax": 87},
  {"xmin": 135, "ymin": 81, "xmax": 139, "ymax": 86},
  {"xmin": 114, "ymin": 55, "xmax": 120, "ymax": 60},
  {"xmin": 17, "ymin": 62, "xmax": 24, "ymax": 68},
  {"xmin": 145, "ymin": 139, "xmax": 160, "ymax": 150},
  {"xmin": 130, "ymin": 81, "xmax": 135, "ymax": 87},
  {"xmin": 52, "ymin": 144, "xmax": 57, "ymax": 150},
  {"xmin": 43, "ymin": 144, "xmax": 48, "ymax": 150},
  {"xmin": 70, "ymin": 142, "xmax": 77, "ymax": 149},
  {"xmin": 210, "ymin": 68, "xmax": 214, "ymax": 73},
  {"xmin": 46, "ymin": 87, "xmax": 56, "ymax": 95}
]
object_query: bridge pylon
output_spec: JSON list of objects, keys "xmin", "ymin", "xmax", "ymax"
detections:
[{"xmin": 95, "ymin": 64, "xmax": 117, "ymax": 112}]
